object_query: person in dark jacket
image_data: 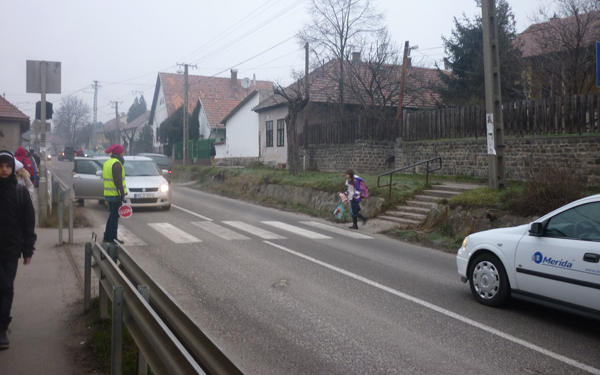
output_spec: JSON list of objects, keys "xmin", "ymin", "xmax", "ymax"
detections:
[
  {"xmin": 343, "ymin": 169, "xmax": 368, "ymax": 230},
  {"xmin": 102, "ymin": 144, "xmax": 127, "ymax": 244},
  {"xmin": 0, "ymin": 150, "xmax": 36, "ymax": 349}
]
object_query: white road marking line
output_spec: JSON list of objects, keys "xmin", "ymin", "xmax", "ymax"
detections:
[
  {"xmin": 172, "ymin": 204, "xmax": 213, "ymax": 221},
  {"xmin": 262, "ymin": 221, "xmax": 332, "ymax": 239},
  {"xmin": 117, "ymin": 225, "xmax": 147, "ymax": 246},
  {"xmin": 222, "ymin": 221, "xmax": 285, "ymax": 240},
  {"xmin": 191, "ymin": 221, "xmax": 250, "ymax": 240},
  {"xmin": 300, "ymin": 221, "xmax": 372, "ymax": 239},
  {"xmin": 148, "ymin": 223, "xmax": 202, "ymax": 243},
  {"xmin": 263, "ymin": 241, "xmax": 600, "ymax": 375}
]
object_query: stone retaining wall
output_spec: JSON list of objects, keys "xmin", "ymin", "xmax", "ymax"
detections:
[{"xmin": 308, "ymin": 136, "xmax": 600, "ymax": 185}]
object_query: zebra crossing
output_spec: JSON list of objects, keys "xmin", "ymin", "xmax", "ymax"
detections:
[{"xmin": 119, "ymin": 220, "xmax": 373, "ymax": 245}]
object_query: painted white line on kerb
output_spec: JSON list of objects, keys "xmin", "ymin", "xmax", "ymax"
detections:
[
  {"xmin": 172, "ymin": 204, "xmax": 213, "ymax": 221},
  {"xmin": 148, "ymin": 223, "xmax": 202, "ymax": 244},
  {"xmin": 263, "ymin": 241, "xmax": 600, "ymax": 375},
  {"xmin": 262, "ymin": 221, "xmax": 331, "ymax": 239},
  {"xmin": 191, "ymin": 221, "xmax": 250, "ymax": 240}
]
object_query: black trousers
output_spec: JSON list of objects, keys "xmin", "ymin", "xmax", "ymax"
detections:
[{"xmin": 0, "ymin": 259, "xmax": 19, "ymax": 331}]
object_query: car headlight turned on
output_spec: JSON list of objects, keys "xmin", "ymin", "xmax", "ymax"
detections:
[{"xmin": 160, "ymin": 183, "xmax": 169, "ymax": 193}]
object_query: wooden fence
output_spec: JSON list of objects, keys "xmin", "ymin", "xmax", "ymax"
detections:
[
  {"xmin": 304, "ymin": 93, "xmax": 600, "ymax": 144},
  {"xmin": 401, "ymin": 93, "xmax": 600, "ymax": 141}
]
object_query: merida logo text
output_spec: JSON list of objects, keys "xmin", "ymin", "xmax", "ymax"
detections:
[{"xmin": 532, "ymin": 252, "xmax": 573, "ymax": 268}]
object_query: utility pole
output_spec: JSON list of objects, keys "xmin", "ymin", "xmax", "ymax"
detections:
[
  {"xmin": 482, "ymin": 0, "xmax": 506, "ymax": 189},
  {"xmin": 395, "ymin": 41, "xmax": 417, "ymax": 133},
  {"xmin": 303, "ymin": 42, "xmax": 309, "ymax": 151},
  {"xmin": 92, "ymin": 81, "xmax": 99, "ymax": 151},
  {"xmin": 177, "ymin": 63, "xmax": 197, "ymax": 166},
  {"xmin": 110, "ymin": 101, "xmax": 122, "ymax": 146}
]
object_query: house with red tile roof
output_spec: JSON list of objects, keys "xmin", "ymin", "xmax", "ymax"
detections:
[
  {"xmin": 513, "ymin": 10, "xmax": 600, "ymax": 97},
  {"xmin": 0, "ymin": 95, "xmax": 30, "ymax": 151},
  {"xmin": 253, "ymin": 55, "xmax": 444, "ymax": 166},
  {"xmin": 103, "ymin": 111, "xmax": 150, "ymax": 153},
  {"xmin": 149, "ymin": 70, "xmax": 273, "ymax": 154}
]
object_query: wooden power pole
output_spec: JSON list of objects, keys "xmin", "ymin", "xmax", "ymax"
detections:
[{"xmin": 482, "ymin": 0, "xmax": 506, "ymax": 189}]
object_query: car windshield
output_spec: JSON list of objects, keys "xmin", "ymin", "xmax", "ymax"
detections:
[
  {"xmin": 124, "ymin": 160, "xmax": 160, "ymax": 176},
  {"xmin": 147, "ymin": 155, "xmax": 170, "ymax": 167}
]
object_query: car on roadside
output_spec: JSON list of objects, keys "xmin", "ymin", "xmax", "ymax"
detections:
[
  {"xmin": 137, "ymin": 153, "xmax": 172, "ymax": 183},
  {"xmin": 72, "ymin": 156, "xmax": 171, "ymax": 210},
  {"xmin": 457, "ymin": 194, "xmax": 600, "ymax": 320}
]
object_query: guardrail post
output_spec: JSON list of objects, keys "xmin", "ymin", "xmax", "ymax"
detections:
[
  {"xmin": 137, "ymin": 285, "xmax": 149, "ymax": 375},
  {"xmin": 112, "ymin": 285, "xmax": 124, "ymax": 375},
  {"xmin": 84, "ymin": 243, "xmax": 92, "ymax": 312},
  {"xmin": 68, "ymin": 199, "xmax": 74, "ymax": 244},
  {"xmin": 58, "ymin": 190, "xmax": 64, "ymax": 244}
]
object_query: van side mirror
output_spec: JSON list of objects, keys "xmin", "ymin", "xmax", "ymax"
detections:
[{"xmin": 529, "ymin": 222, "xmax": 544, "ymax": 236}]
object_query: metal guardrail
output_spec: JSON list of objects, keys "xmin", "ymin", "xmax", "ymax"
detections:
[
  {"xmin": 47, "ymin": 170, "xmax": 74, "ymax": 243},
  {"xmin": 377, "ymin": 157, "xmax": 443, "ymax": 200},
  {"xmin": 84, "ymin": 241, "xmax": 245, "ymax": 375}
]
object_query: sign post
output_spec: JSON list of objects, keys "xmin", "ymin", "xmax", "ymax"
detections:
[
  {"xmin": 26, "ymin": 60, "xmax": 61, "ymax": 222},
  {"xmin": 596, "ymin": 41, "xmax": 600, "ymax": 88}
]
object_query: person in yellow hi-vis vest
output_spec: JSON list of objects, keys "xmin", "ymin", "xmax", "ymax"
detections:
[{"xmin": 102, "ymin": 144, "xmax": 127, "ymax": 243}]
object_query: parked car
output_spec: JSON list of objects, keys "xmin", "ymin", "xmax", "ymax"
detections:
[
  {"xmin": 72, "ymin": 156, "xmax": 171, "ymax": 210},
  {"xmin": 457, "ymin": 194, "xmax": 600, "ymax": 320},
  {"xmin": 137, "ymin": 153, "xmax": 172, "ymax": 183},
  {"xmin": 58, "ymin": 146, "xmax": 75, "ymax": 161}
]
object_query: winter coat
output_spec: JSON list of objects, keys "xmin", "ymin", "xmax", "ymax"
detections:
[
  {"xmin": 14, "ymin": 147, "xmax": 35, "ymax": 180},
  {"xmin": 345, "ymin": 177, "xmax": 362, "ymax": 203},
  {"xmin": 0, "ymin": 151, "xmax": 36, "ymax": 260}
]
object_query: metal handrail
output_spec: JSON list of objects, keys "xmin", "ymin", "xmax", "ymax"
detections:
[
  {"xmin": 377, "ymin": 157, "xmax": 443, "ymax": 200},
  {"xmin": 84, "ymin": 242, "xmax": 245, "ymax": 375}
]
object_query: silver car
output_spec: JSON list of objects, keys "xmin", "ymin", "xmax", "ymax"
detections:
[{"xmin": 73, "ymin": 156, "xmax": 172, "ymax": 210}]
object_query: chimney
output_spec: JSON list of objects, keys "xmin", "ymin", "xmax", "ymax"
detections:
[
  {"xmin": 352, "ymin": 52, "xmax": 361, "ymax": 62},
  {"xmin": 231, "ymin": 69, "xmax": 238, "ymax": 84}
]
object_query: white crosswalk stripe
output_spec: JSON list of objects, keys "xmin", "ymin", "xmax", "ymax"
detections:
[
  {"xmin": 191, "ymin": 221, "xmax": 250, "ymax": 240},
  {"xmin": 148, "ymin": 222, "xmax": 202, "ymax": 243},
  {"xmin": 222, "ymin": 221, "xmax": 286, "ymax": 239},
  {"xmin": 110, "ymin": 225, "xmax": 147, "ymax": 246},
  {"xmin": 262, "ymin": 221, "xmax": 332, "ymax": 239},
  {"xmin": 300, "ymin": 221, "xmax": 373, "ymax": 239}
]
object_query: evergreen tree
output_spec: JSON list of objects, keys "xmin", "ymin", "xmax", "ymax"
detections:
[
  {"xmin": 132, "ymin": 124, "xmax": 154, "ymax": 154},
  {"xmin": 127, "ymin": 95, "xmax": 148, "ymax": 123},
  {"xmin": 438, "ymin": 0, "xmax": 524, "ymax": 105}
]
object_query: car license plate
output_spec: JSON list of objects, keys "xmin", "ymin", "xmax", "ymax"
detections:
[{"xmin": 134, "ymin": 193, "xmax": 155, "ymax": 199}]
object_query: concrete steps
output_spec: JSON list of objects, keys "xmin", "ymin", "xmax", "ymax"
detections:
[{"xmin": 379, "ymin": 182, "xmax": 480, "ymax": 228}]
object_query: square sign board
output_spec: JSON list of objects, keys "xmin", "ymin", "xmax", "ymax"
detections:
[{"xmin": 26, "ymin": 60, "xmax": 61, "ymax": 94}]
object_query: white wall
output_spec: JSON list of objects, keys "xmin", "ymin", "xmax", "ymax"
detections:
[
  {"xmin": 257, "ymin": 106, "xmax": 288, "ymax": 166},
  {"xmin": 152, "ymin": 88, "xmax": 168, "ymax": 150},
  {"xmin": 223, "ymin": 95, "xmax": 261, "ymax": 158}
]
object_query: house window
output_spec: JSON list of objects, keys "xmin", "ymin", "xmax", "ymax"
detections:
[
  {"xmin": 266, "ymin": 120, "xmax": 273, "ymax": 147},
  {"xmin": 277, "ymin": 119, "xmax": 285, "ymax": 147}
]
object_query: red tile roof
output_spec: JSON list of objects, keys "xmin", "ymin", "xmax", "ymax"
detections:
[
  {"xmin": 159, "ymin": 72, "xmax": 273, "ymax": 128},
  {"xmin": 254, "ymin": 58, "xmax": 444, "ymax": 111},
  {"xmin": 0, "ymin": 95, "xmax": 30, "ymax": 131},
  {"xmin": 514, "ymin": 10, "xmax": 600, "ymax": 58}
]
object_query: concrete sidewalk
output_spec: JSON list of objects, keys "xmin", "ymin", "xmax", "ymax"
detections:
[{"xmin": 0, "ymin": 209, "xmax": 102, "ymax": 374}]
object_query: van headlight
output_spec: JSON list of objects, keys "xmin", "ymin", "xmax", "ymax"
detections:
[
  {"xmin": 461, "ymin": 236, "xmax": 469, "ymax": 249},
  {"xmin": 160, "ymin": 183, "xmax": 169, "ymax": 193}
]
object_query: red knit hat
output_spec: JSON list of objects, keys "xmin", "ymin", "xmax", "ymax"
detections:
[{"xmin": 105, "ymin": 144, "xmax": 125, "ymax": 155}]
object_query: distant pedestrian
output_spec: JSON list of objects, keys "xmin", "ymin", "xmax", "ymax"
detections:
[
  {"xmin": 14, "ymin": 147, "xmax": 35, "ymax": 184},
  {"xmin": 210, "ymin": 142, "xmax": 216, "ymax": 167},
  {"xmin": 14, "ymin": 160, "xmax": 34, "ymax": 198},
  {"xmin": 343, "ymin": 169, "xmax": 368, "ymax": 230},
  {"xmin": 0, "ymin": 150, "xmax": 37, "ymax": 350},
  {"xmin": 102, "ymin": 144, "xmax": 127, "ymax": 244}
]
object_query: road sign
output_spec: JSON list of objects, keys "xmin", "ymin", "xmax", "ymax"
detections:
[
  {"xmin": 118, "ymin": 204, "xmax": 133, "ymax": 219},
  {"xmin": 26, "ymin": 60, "xmax": 61, "ymax": 94}
]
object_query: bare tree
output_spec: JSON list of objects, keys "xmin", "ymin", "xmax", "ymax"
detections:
[
  {"xmin": 54, "ymin": 96, "xmax": 91, "ymax": 147},
  {"xmin": 298, "ymin": 0, "xmax": 385, "ymax": 111},
  {"xmin": 274, "ymin": 79, "xmax": 309, "ymax": 175},
  {"xmin": 524, "ymin": 0, "xmax": 600, "ymax": 96}
]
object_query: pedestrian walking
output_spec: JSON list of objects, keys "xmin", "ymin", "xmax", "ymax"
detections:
[
  {"xmin": 0, "ymin": 150, "xmax": 36, "ymax": 349},
  {"xmin": 343, "ymin": 169, "xmax": 368, "ymax": 229},
  {"xmin": 210, "ymin": 142, "xmax": 216, "ymax": 167},
  {"xmin": 102, "ymin": 144, "xmax": 127, "ymax": 244},
  {"xmin": 14, "ymin": 160, "xmax": 34, "ymax": 198}
]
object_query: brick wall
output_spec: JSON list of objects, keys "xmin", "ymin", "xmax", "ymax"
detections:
[{"xmin": 308, "ymin": 136, "xmax": 600, "ymax": 185}]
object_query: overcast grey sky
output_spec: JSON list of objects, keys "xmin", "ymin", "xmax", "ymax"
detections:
[{"xmin": 1, "ymin": 0, "xmax": 545, "ymax": 124}]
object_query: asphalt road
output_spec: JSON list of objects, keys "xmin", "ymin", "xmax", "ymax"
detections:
[{"xmin": 50, "ymin": 160, "xmax": 600, "ymax": 375}]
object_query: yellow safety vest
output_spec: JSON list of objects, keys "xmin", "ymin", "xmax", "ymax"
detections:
[{"xmin": 103, "ymin": 158, "xmax": 127, "ymax": 197}]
